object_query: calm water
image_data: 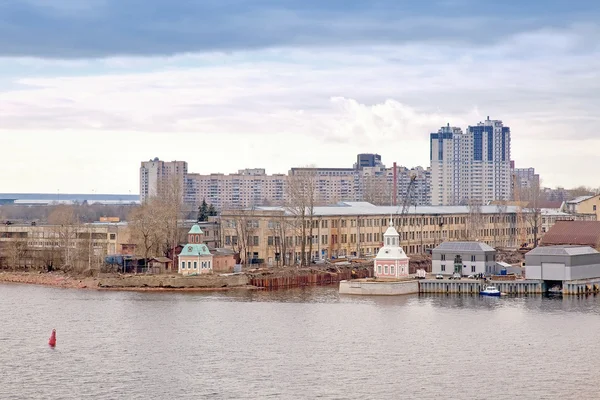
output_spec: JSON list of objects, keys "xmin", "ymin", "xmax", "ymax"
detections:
[{"xmin": 1, "ymin": 284, "xmax": 599, "ymax": 400}]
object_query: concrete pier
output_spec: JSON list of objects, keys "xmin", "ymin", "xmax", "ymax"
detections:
[
  {"xmin": 418, "ymin": 279, "xmax": 543, "ymax": 295},
  {"xmin": 339, "ymin": 279, "xmax": 419, "ymax": 296},
  {"xmin": 563, "ymin": 278, "xmax": 600, "ymax": 295}
]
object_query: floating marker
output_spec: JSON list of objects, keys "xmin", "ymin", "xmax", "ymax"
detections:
[{"xmin": 48, "ymin": 329, "xmax": 56, "ymax": 347}]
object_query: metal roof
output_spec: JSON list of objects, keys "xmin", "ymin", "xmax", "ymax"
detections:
[
  {"xmin": 566, "ymin": 195, "xmax": 594, "ymax": 204},
  {"xmin": 245, "ymin": 202, "xmax": 523, "ymax": 217},
  {"xmin": 188, "ymin": 224, "xmax": 204, "ymax": 234},
  {"xmin": 433, "ymin": 241, "xmax": 496, "ymax": 252},
  {"xmin": 540, "ymin": 221, "xmax": 600, "ymax": 248},
  {"xmin": 526, "ymin": 246, "xmax": 599, "ymax": 256}
]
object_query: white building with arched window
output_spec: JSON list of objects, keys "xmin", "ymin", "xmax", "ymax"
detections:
[
  {"xmin": 374, "ymin": 219, "xmax": 410, "ymax": 279},
  {"xmin": 178, "ymin": 224, "xmax": 213, "ymax": 275}
]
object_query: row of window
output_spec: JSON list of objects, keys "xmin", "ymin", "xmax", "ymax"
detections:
[
  {"xmin": 377, "ymin": 265, "xmax": 397, "ymax": 275},
  {"xmin": 441, "ymin": 265, "xmax": 476, "ymax": 272},
  {"xmin": 180, "ymin": 260, "xmax": 211, "ymax": 270}
]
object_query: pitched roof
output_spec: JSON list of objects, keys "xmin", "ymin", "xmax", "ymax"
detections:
[
  {"xmin": 179, "ymin": 243, "xmax": 211, "ymax": 256},
  {"xmin": 526, "ymin": 245, "xmax": 599, "ymax": 256},
  {"xmin": 433, "ymin": 241, "xmax": 496, "ymax": 252},
  {"xmin": 566, "ymin": 195, "xmax": 594, "ymax": 204},
  {"xmin": 151, "ymin": 257, "xmax": 172, "ymax": 263},
  {"xmin": 188, "ymin": 224, "xmax": 204, "ymax": 234},
  {"xmin": 540, "ymin": 221, "xmax": 600, "ymax": 248}
]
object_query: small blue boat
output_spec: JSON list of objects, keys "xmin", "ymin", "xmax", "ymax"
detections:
[{"xmin": 480, "ymin": 286, "xmax": 502, "ymax": 297}]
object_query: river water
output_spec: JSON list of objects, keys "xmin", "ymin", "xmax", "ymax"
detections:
[{"xmin": 1, "ymin": 284, "xmax": 599, "ymax": 400}]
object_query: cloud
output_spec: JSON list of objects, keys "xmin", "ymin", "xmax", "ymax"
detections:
[
  {"xmin": 0, "ymin": 0, "xmax": 597, "ymax": 58},
  {"xmin": 0, "ymin": 21, "xmax": 599, "ymax": 191}
]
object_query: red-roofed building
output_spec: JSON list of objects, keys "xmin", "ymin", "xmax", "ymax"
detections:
[{"xmin": 540, "ymin": 221, "xmax": 600, "ymax": 250}]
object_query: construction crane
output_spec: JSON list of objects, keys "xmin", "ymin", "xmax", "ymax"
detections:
[{"xmin": 393, "ymin": 174, "xmax": 417, "ymax": 247}]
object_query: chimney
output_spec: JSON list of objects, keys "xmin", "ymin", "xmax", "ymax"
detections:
[{"xmin": 393, "ymin": 162, "xmax": 398, "ymax": 206}]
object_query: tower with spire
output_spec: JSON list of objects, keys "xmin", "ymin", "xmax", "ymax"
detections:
[{"xmin": 374, "ymin": 219, "xmax": 410, "ymax": 278}]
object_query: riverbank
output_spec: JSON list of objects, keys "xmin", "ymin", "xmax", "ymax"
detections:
[{"xmin": 0, "ymin": 263, "xmax": 373, "ymax": 292}]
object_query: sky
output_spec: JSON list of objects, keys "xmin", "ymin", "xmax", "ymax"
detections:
[{"xmin": 1, "ymin": 0, "xmax": 599, "ymax": 194}]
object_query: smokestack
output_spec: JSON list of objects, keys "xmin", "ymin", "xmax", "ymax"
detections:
[{"xmin": 393, "ymin": 162, "xmax": 397, "ymax": 206}]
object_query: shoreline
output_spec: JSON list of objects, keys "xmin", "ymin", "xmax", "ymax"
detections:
[{"xmin": 0, "ymin": 271, "xmax": 257, "ymax": 293}]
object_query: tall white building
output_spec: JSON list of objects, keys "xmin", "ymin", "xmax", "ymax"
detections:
[
  {"xmin": 430, "ymin": 117, "xmax": 512, "ymax": 206},
  {"xmin": 139, "ymin": 158, "xmax": 188, "ymax": 203}
]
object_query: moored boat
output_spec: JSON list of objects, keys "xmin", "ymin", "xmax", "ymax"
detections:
[{"xmin": 480, "ymin": 286, "xmax": 502, "ymax": 297}]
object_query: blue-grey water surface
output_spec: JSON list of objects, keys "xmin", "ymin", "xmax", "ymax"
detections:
[{"xmin": 1, "ymin": 284, "xmax": 599, "ymax": 400}]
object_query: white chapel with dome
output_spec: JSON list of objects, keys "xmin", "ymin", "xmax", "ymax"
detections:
[{"xmin": 374, "ymin": 219, "xmax": 410, "ymax": 278}]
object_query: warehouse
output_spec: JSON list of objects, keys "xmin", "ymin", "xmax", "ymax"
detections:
[
  {"xmin": 431, "ymin": 241, "xmax": 497, "ymax": 276},
  {"xmin": 525, "ymin": 246, "xmax": 600, "ymax": 281}
]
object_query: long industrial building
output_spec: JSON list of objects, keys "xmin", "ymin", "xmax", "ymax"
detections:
[{"xmin": 219, "ymin": 202, "xmax": 588, "ymax": 266}]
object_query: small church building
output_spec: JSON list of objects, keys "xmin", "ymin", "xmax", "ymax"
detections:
[
  {"xmin": 374, "ymin": 220, "xmax": 410, "ymax": 279},
  {"xmin": 178, "ymin": 224, "xmax": 213, "ymax": 275}
]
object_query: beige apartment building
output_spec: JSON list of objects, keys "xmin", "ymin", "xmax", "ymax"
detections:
[
  {"xmin": 0, "ymin": 223, "xmax": 125, "ymax": 269},
  {"xmin": 185, "ymin": 168, "xmax": 287, "ymax": 209},
  {"xmin": 220, "ymin": 202, "xmax": 537, "ymax": 266},
  {"xmin": 140, "ymin": 158, "xmax": 187, "ymax": 202},
  {"xmin": 140, "ymin": 155, "xmax": 430, "ymax": 210}
]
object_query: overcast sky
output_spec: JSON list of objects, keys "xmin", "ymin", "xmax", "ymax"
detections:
[{"xmin": 1, "ymin": 0, "xmax": 599, "ymax": 194}]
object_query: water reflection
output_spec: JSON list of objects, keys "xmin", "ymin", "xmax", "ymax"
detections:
[{"xmin": 2, "ymin": 283, "xmax": 600, "ymax": 400}]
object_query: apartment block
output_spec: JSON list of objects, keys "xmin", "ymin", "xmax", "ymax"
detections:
[
  {"xmin": 141, "ymin": 154, "xmax": 431, "ymax": 209},
  {"xmin": 431, "ymin": 117, "xmax": 512, "ymax": 206},
  {"xmin": 184, "ymin": 169, "xmax": 287, "ymax": 209},
  {"xmin": 139, "ymin": 158, "xmax": 187, "ymax": 202}
]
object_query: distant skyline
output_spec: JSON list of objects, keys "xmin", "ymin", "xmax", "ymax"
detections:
[{"xmin": 1, "ymin": 0, "xmax": 599, "ymax": 193}]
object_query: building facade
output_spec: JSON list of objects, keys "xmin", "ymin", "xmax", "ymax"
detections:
[
  {"xmin": 431, "ymin": 241, "xmax": 497, "ymax": 276},
  {"xmin": 177, "ymin": 225, "xmax": 213, "ymax": 275},
  {"xmin": 0, "ymin": 223, "xmax": 123, "ymax": 269},
  {"xmin": 141, "ymin": 154, "xmax": 430, "ymax": 210},
  {"xmin": 430, "ymin": 117, "xmax": 512, "ymax": 206},
  {"xmin": 525, "ymin": 246, "xmax": 600, "ymax": 281},
  {"xmin": 220, "ymin": 202, "xmax": 538, "ymax": 266},
  {"xmin": 374, "ymin": 221, "xmax": 409, "ymax": 278},
  {"xmin": 139, "ymin": 158, "xmax": 187, "ymax": 203}
]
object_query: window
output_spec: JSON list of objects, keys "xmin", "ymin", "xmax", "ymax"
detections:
[
  {"xmin": 471, "ymin": 255, "xmax": 476, "ymax": 262},
  {"xmin": 441, "ymin": 265, "xmax": 446, "ymax": 272},
  {"xmin": 109, "ymin": 234, "xmax": 116, "ymax": 240},
  {"xmin": 471, "ymin": 265, "xmax": 475, "ymax": 273},
  {"xmin": 181, "ymin": 261, "xmax": 185, "ymax": 270},
  {"xmin": 194, "ymin": 261, "xmax": 197, "ymax": 269},
  {"xmin": 377, "ymin": 265, "xmax": 382, "ymax": 274},
  {"xmin": 187, "ymin": 261, "xmax": 191, "ymax": 269},
  {"xmin": 390, "ymin": 266, "xmax": 395, "ymax": 275},
  {"xmin": 268, "ymin": 236, "xmax": 274, "ymax": 246},
  {"xmin": 384, "ymin": 265, "xmax": 388, "ymax": 274},
  {"xmin": 441, "ymin": 254, "xmax": 446, "ymax": 261}
]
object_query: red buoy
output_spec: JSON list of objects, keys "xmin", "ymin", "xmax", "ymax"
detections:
[{"xmin": 48, "ymin": 329, "xmax": 56, "ymax": 347}]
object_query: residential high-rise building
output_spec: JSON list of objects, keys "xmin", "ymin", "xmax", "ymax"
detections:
[
  {"xmin": 139, "ymin": 158, "xmax": 187, "ymax": 203},
  {"xmin": 513, "ymin": 167, "xmax": 540, "ymax": 191},
  {"xmin": 430, "ymin": 117, "xmax": 512, "ymax": 205},
  {"xmin": 140, "ymin": 154, "xmax": 431, "ymax": 210},
  {"xmin": 185, "ymin": 169, "xmax": 287, "ymax": 209}
]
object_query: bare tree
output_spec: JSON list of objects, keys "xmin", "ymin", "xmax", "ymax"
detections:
[
  {"xmin": 227, "ymin": 208, "xmax": 258, "ymax": 265},
  {"xmin": 268, "ymin": 212, "xmax": 290, "ymax": 267},
  {"xmin": 286, "ymin": 167, "xmax": 317, "ymax": 266},
  {"xmin": 361, "ymin": 175, "xmax": 392, "ymax": 205},
  {"xmin": 494, "ymin": 203, "xmax": 508, "ymax": 248},
  {"xmin": 128, "ymin": 200, "xmax": 163, "ymax": 261},
  {"xmin": 5, "ymin": 239, "xmax": 29, "ymax": 270},
  {"xmin": 48, "ymin": 205, "xmax": 79, "ymax": 269},
  {"xmin": 522, "ymin": 179, "xmax": 544, "ymax": 248},
  {"xmin": 466, "ymin": 199, "xmax": 483, "ymax": 241}
]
